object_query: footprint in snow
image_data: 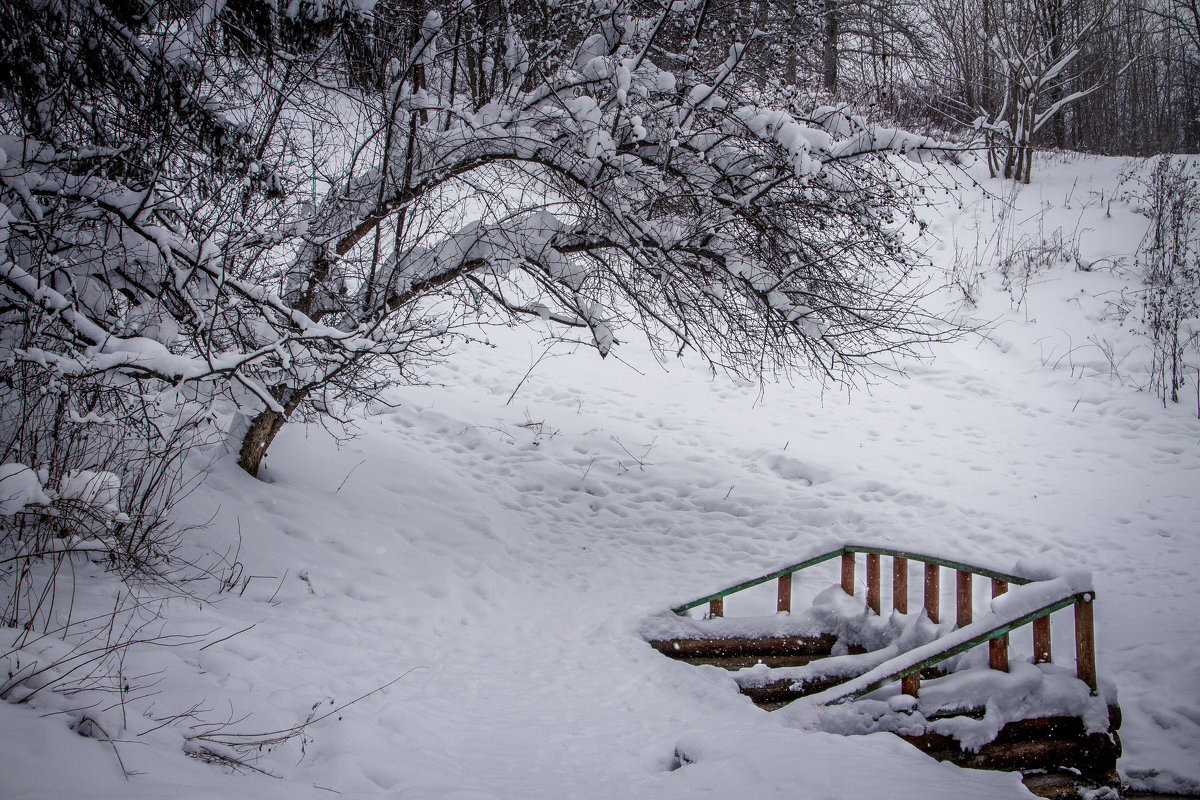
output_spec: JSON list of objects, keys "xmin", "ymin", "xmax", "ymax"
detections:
[{"xmin": 758, "ymin": 454, "xmax": 833, "ymax": 486}]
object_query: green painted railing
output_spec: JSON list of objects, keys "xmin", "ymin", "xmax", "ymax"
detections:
[
  {"xmin": 671, "ymin": 544, "xmax": 1031, "ymax": 615},
  {"xmin": 820, "ymin": 592, "xmax": 1096, "ymax": 703}
]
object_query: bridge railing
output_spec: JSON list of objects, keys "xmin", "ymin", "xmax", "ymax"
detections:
[{"xmin": 670, "ymin": 544, "xmax": 1097, "ymax": 695}]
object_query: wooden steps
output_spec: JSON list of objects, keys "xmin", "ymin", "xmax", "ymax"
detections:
[
  {"xmin": 648, "ymin": 633, "xmax": 846, "ymax": 669},
  {"xmin": 646, "ymin": 544, "xmax": 1125, "ymax": 798},
  {"xmin": 901, "ymin": 708, "xmax": 1123, "ymax": 799}
]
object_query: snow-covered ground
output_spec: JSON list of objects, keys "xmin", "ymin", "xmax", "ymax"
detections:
[{"xmin": 3, "ymin": 154, "xmax": 1199, "ymax": 799}]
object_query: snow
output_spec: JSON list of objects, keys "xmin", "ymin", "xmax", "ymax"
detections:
[
  {"xmin": 812, "ymin": 660, "xmax": 1112, "ymax": 753},
  {"xmin": 3, "ymin": 154, "xmax": 1200, "ymax": 798},
  {"xmin": 0, "ymin": 464, "xmax": 51, "ymax": 515}
]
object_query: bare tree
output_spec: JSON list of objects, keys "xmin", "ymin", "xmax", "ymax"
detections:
[
  {"xmin": 922, "ymin": 0, "xmax": 1108, "ymax": 181},
  {"xmin": 0, "ymin": 0, "xmax": 955, "ymax": 488},
  {"xmin": 234, "ymin": 0, "xmax": 956, "ymax": 474},
  {"xmin": 980, "ymin": 15, "xmax": 1103, "ymax": 182}
]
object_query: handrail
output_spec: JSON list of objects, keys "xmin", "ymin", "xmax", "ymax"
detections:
[
  {"xmin": 671, "ymin": 548, "xmax": 845, "ymax": 613},
  {"xmin": 843, "ymin": 545, "xmax": 1033, "ymax": 586},
  {"xmin": 671, "ymin": 544, "xmax": 1034, "ymax": 614},
  {"xmin": 813, "ymin": 592, "xmax": 1092, "ymax": 705},
  {"xmin": 661, "ymin": 544, "xmax": 1100, "ymax": 699}
]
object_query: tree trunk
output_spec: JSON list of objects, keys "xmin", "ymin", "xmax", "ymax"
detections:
[
  {"xmin": 822, "ymin": 0, "xmax": 839, "ymax": 95},
  {"xmin": 237, "ymin": 386, "xmax": 310, "ymax": 478}
]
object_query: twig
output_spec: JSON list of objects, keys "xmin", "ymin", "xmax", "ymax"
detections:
[
  {"xmin": 199, "ymin": 623, "xmax": 258, "ymax": 652},
  {"xmin": 507, "ymin": 344, "xmax": 560, "ymax": 406},
  {"xmin": 190, "ymin": 668, "xmax": 425, "ymax": 750},
  {"xmin": 75, "ymin": 716, "xmax": 132, "ymax": 780},
  {"xmin": 335, "ymin": 460, "xmax": 366, "ymax": 493},
  {"xmin": 267, "ymin": 569, "xmax": 289, "ymax": 605}
]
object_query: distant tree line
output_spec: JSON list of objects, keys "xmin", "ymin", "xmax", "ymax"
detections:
[{"xmin": 758, "ymin": 0, "xmax": 1200, "ymax": 156}]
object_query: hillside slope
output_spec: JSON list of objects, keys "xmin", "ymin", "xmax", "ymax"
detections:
[{"xmin": 2, "ymin": 155, "xmax": 1198, "ymax": 799}]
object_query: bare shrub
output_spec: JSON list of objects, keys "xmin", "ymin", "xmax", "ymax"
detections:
[{"xmin": 1128, "ymin": 157, "xmax": 1200, "ymax": 410}]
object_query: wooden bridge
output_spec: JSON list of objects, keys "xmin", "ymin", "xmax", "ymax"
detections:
[{"xmin": 647, "ymin": 544, "xmax": 1121, "ymax": 799}]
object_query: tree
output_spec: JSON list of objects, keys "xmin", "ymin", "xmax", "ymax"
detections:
[
  {"xmin": 0, "ymin": 0, "xmax": 954, "ymax": 489},
  {"xmin": 235, "ymin": 0, "xmax": 956, "ymax": 474},
  {"xmin": 803, "ymin": 0, "xmax": 928, "ymax": 100},
  {"xmin": 922, "ymin": 0, "xmax": 1106, "ymax": 182},
  {"xmin": 977, "ymin": 14, "xmax": 1103, "ymax": 182}
]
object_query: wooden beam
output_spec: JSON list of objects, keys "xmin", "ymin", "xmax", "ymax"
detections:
[
  {"xmin": 893, "ymin": 556, "xmax": 908, "ymax": 614},
  {"xmin": 709, "ymin": 596, "xmax": 723, "ymax": 618},
  {"xmin": 841, "ymin": 551, "xmax": 855, "ymax": 596},
  {"xmin": 1075, "ymin": 596, "xmax": 1097, "ymax": 691},
  {"xmin": 1033, "ymin": 616, "xmax": 1052, "ymax": 664},
  {"xmin": 648, "ymin": 633, "xmax": 838, "ymax": 659},
  {"xmin": 866, "ymin": 553, "xmax": 881, "ymax": 614},
  {"xmin": 901, "ymin": 673, "xmax": 920, "ymax": 698},
  {"xmin": 924, "ymin": 563, "xmax": 940, "ymax": 623},
  {"xmin": 777, "ymin": 572, "xmax": 792, "ymax": 613},
  {"xmin": 956, "ymin": 570, "xmax": 973, "ymax": 628}
]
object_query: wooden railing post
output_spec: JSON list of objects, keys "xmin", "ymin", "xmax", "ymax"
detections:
[
  {"xmin": 901, "ymin": 673, "xmax": 920, "ymax": 698},
  {"xmin": 990, "ymin": 579, "xmax": 1008, "ymax": 672},
  {"xmin": 956, "ymin": 570, "xmax": 973, "ymax": 628},
  {"xmin": 893, "ymin": 557, "xmax": 908, "ymax": 614},
  {"xmin": 777, "ymin": 573, "xmax": 792, "ymax": 613},
  {"xmin": 709, "ymin": 597, "xmax": 723, "ymax": 618},
  {"xmin": 866, "ymin": 554, "xmax": 881, "ymax": 614},
  {"xmin": 1075, "ymin": 594, "xmax": 1097, "ymax": 691},
  {"xmin": 989, "ymin": 631, "xmax": 1009, "ymax": 672},
  {"xmin": 1033, "ymin": 616, "xmax": 1052, "ymax": 664},
  {"xmin": 841, "ymin": 552, "xmax": 855, "ymax": 596},
  {"xmin": 924, "ymin": 563, "xmax": 940, "ymax": 623}
]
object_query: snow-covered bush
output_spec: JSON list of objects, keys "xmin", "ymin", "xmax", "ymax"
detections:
[{"xmin": 0, "ymin": 362, "xmax": 210, "ymax": 629}]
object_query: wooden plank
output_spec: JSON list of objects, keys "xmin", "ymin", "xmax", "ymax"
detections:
[
  {"xmin": 899, "ymin": 717, "xmax": 1121, "ymax": 785},
  {"xmin": 709, "ymin": 596, "xmax": 723, "ymax": 618},
  {"xmin": 924, "ymin": 563, "xmax": 940, "ymax": 623},
  {"xmin": 739, "ymin": 673, "xmax": 862, "ymax": 708},
  {"xmin": 957, "ymin": 570, "xmax": 973, "ymax": 628},
  {"xmin": 1075, "ymin": 596, "xmax": 1097, "ymax": 691},
  {"xmin": 866, "ymin": 553, "xmax": 881, "ymax": 614},
  {"xmin": 893, "ymin": 556, "xmax": 908, "ymax": 614},
  {"xmin": 777, "ymin": 572, "xmax": 792, "ymax": 613},
  {"xmin": 1033, "ymin": 616, "xmax": 1052, "ymax": 664},
  {"xmin": 842, "ymin": 551, "xmax": 855, "ymax": 596},
  {"xmin": 676, "ymin": 653, "xmax": 822, "ymax": 670},
  {"xmin": 901, "ymin": 673, "xmax": 920, "ymax": 697},
  {"xmin": 992, "ymin": 578, "xmax": 1008, "ymax": 598},
  {"xmin": 648, "ymin": 634, "xmax": 839, "ymax": 659}
]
